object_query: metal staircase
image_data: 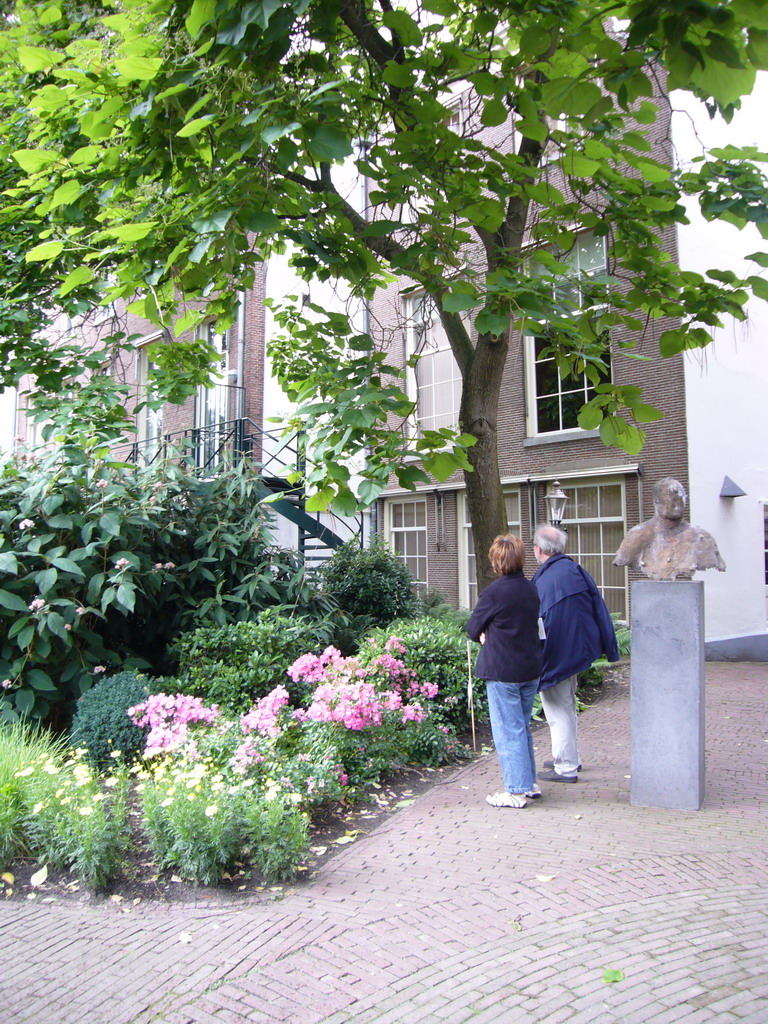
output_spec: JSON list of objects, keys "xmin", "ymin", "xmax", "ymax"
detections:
[{"xmin": 114, "ymin": 417, "xmax": 357, "ymax": 563}]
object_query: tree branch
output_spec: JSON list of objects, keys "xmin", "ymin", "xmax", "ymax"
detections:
[
  {"xmin": 338, "ymin": 0, "xmax": 399, "ymax": 69},
  {"xmin": 282, "ymin": 167, "xmax": 408, "ymax": 264}
]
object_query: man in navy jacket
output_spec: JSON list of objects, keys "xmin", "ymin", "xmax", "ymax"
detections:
[{"xmin": 532, "ymin": 524, "xmax": 620, "ymax": 782}]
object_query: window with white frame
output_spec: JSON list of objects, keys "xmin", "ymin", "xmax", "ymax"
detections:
[
  {"xmin": 559, "ymin": 479, "xmax": 627, "ymax": 617},
  {"xmin": 526, "ymin": 233, "xmax": 611, "ymax": 436},
  {"xmin": 136, "ymin": 339, "xmax": 164, "ymax": 460},
  {"xmin": 195, "ymin": 323, "xmax": 229, "ymax": 469},
  {"xmin": 461, "ymin": 489, "xmax": 522, "ymax": 609},
  {"xmin": 388, "ymin": 498, "xmax": 428, "ymax": 588},
  {"xmin": 405, "ymin": 294, "xmax": 462, "ymax": 434}
]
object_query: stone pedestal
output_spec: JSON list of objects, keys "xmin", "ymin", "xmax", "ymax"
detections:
[{"xmin": 630, "ymin": 580, "xmax": 705, "ymax": 811}]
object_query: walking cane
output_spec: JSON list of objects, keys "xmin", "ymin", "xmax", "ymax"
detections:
[{"xmin": 466, "ymin": 639, "xmax": 477, "ymax": 753}]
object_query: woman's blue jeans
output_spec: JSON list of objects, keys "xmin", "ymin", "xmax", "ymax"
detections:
[{"xmin": 486, "ymin": 678, "xmax": 539, "ymax": 794}]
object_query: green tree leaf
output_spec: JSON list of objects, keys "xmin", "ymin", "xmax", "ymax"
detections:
[
  {"xmin": 25, "ymin": 241, "xmax": 65, "ymax": 263},
  {"xmin": 12, "ymin": 149, "xmax": 59, "ymax": 173},
  {"xmin": 0, "ymin": 589, "xmax": 28, "ymax": 612},
  {"xmin": 185, "ymin": 0, "xmax": 217, "ymax": 38},
  {"xmin": 17, "ymin": 46, "xmax": 65, "ymax": 73},
  {"xmin": 0, "ymin": 552, "xmax": 19, "ymax": 576},
  {"xmin": 307, "ymin": 126, "xmax": 353, "ymax": 161},
  {"xmin": 114, "ymin": 57, "xmax": 163, "ymax": 81}
]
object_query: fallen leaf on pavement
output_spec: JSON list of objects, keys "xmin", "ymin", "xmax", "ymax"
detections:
[{"xmin": 30, "ymin": 866, "xmax": 48, "ymax": 887}]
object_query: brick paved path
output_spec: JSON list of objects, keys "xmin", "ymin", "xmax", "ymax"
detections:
[{"xmin": 2, "ymin": 662, "xmax": 766, "ymax": 1024}]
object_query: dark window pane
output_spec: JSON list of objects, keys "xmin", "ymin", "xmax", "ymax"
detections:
[
  {"xmin": 560, "ymin": 390, "xmax": 585, "ymax": 429},
  {"xmin": 535, "ymin": 357, "xmax": 559, "ymax": 397},
  {"xmin": 537, "ymin": 396, "xmax": 561, "ymax": 433}
]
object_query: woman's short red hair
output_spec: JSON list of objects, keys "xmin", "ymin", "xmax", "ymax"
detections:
[{"xmin": 488, "ymin": 534, "xmax": 525, "ymax": 575}]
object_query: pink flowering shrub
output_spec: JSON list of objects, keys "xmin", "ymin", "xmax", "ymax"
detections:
[
  {"xmin": 128, "ymin": 693, "xmax": 221, "ymax": 757},
  {"xmin": 288, "ymin": 641, "xmax": 437, "ymax": 731},
  {"xmin": 126, "ymin": 634, "xmax": 459, "ymax": 809},
  {"xmin": 241, "ymin": 685, "xmax": 291, "ymax": 739},
  {"xmin": 364, "ymin": 620, "xmax": 487, "ymax": 733}
]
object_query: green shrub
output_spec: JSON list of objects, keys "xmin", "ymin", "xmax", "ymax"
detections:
[
  {"xmin": 0, "ymin": 724, "xmax": 130, "ymax": 886},
  {"xmin": 69, "ymin": 671, "xmax": 154, "ymax": 769},
  {"xmin": 170, "ymin": 607, "xmax": 337, "ymax": 711},
  {"xmin": 365, "ymin": 617, "xmax": 488, "ymax": 732},
  {"xmin": 24, "ymin": 757, "xmax": 131, "ymax": 889},
  {"xmin": 416, "ymin": 588, "xmax": 471, "ymax": 629},
  {"xmin": 242, "ymin": 794, "xmax": 309, "ymax": 883},
  {"xmin": 139, "ymin": 761, "xmax": 243, "ymax": 885},
  {"xmin": 0, "ymin": 444, "xmax": 324, "ymax": 724},
  {"xmin": 0, "ymin": 722, "xmax": 69, "ymax": 868},
  {"xmin": 319, "ymin": 538, "xmax": 418, "ymax": 644}
]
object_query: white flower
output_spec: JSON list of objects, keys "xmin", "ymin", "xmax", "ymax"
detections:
[{"xmin": 205, "ymin": 804, "xmax": 218, "ymax": 817}]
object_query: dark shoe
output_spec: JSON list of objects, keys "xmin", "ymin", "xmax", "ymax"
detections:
[
  {"xmin": 537, "ymin": 769, "xmax": 578, "ymax": 783},
  {"xmin": 543, "ymin": 759, "xmax": 581, "ymax": 771}
]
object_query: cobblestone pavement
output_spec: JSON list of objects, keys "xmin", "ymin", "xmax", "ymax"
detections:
[{"xmin": 2, "ymin": 662, "xmax": 766, "ymax": 1024}]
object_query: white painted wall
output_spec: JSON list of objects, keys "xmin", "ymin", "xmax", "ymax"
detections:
[
  {"xmin": 0, "ymin": 387, "xmax": 17, "ymax": 457},
  {"xmin": 261, "ymin": 152, "xmax": 371, "ymax": 553},
  {"xmin": 674, "ymin": 74, "xmax": 768, "ymax": 642}
]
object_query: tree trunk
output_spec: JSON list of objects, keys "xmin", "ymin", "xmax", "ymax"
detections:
[{"xmin": 459, "ymin": 332, "xmax": 510, "ymax": 593}]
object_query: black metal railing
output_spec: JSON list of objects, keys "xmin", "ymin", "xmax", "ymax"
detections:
[{"xmin": 111, "ymin": 418, "xmax": 361, "ymax": 553}]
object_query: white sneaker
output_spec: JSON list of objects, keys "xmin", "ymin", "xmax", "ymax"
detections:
[
  {"xmin": 525, "ymin": 783, "xmax": 542, "ymax": 799},
  {"xmin": 486, "ymin": 792, "xmax": 527, "ymax": 808}
]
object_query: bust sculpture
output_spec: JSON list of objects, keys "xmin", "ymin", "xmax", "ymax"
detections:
[{"xmin": 614, "ymin": 477, "xmax": 726, "ymax": 581}]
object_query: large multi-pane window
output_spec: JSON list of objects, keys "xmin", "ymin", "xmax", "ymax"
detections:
[
  {"xmin": 405, "ymin": 295, "xmax": 462, "ymax": 433},
  {"xmin": 462, "ymin": 490, "xmax": 521, "ymax": 609},
  {"xmin": 388, "ymin": 499, "xmax": 428, "ymax": 588},
  {"xmin": 136, "ymin": 341, "xmax": 164, "ymax": 462},
  {"xmin": 460, "ymin": 479, "xmax": 627, "ymax": 615},
  {"xmin": 195, "ymin": 323, "xmax": 229, "ymax": 469},
  {"xmin": 560, "ymin": 480, "xmax": 627, "ymax": 617},
  {"xmin": 527, "ymin": 233, "xmax": 611, "ymax": 436}
]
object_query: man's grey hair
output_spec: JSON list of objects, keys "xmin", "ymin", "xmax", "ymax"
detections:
[{"xmin": 533, "ymin": 524, "xmax": 567, "ymax": 555}]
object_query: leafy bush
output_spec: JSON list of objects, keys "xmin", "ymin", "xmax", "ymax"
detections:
[
  {"xmin": 364, "ymin": 618, "xmax": 488, "ymax": 732},
  {"xmin": 242, "ymin": 794, "xmax": 309, "ymax": 883},
  {"xmin": 319, "ymin": 538, "xmax": 417, "ymax": 645},
  {"xmin": 0, "ymin": 443, "xmax": 322, "ymax": 723},
  {"xmin": 139, "ymin": 760, "xmax": 244, "ymax": 885},
  {"xmin": 170, "ymin": 607, "xmax": 339, "ymax": 711},
  {"xmin": 24, "ymin": 756, "xmax": 130, "ymax": 889},
  {"xmin": 0, "ymin": 722, "xmax": 69, "ymax": 868},
  {"xmin": 0, "ymin": 724, "xmax": 129, "ymax": 886},
  {"xmin": 69, "ymin": 671, "xmax": 154, "ymax": 770},
  {"xmin": 416, "ymin": 588, "xmax": 472, "ymax": 629}
]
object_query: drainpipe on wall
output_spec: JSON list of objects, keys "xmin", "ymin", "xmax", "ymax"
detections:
[
  {"xmin": 526, "ymin": 478, "xmax": 536, "ymax": 538},
  {"xmin": 236, "ymin": 290, "xmax": 246, "ymax": 419}
]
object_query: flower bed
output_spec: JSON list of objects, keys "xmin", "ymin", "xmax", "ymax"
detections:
[{"xmin": 1, "ymin": 638, "xmax": 468, "ymax": 891}]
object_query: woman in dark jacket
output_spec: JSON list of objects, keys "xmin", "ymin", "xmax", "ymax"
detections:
[{"xmin": 466, "ymin": 534, "xmax": 543, "ymax": 808}]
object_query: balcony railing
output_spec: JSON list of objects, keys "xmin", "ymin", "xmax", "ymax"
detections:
[{"xmin": 111, "ymin": 417, "xmax": 361, "ymax": 553}]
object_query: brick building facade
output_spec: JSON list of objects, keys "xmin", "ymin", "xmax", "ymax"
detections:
[{"xmin": 369, "ymin": 88, "xmax": 689, "ymax": 620}]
